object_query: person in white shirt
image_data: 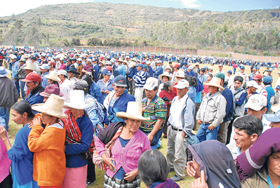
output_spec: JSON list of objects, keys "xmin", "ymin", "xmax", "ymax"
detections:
[
  {"xmin": 58, "ymin": 70, "xmax": 71, "ymax": 102},
  {"xmin": 235, "ymin": 66, "xmax": 249, "ymax": 87},
  {"xmin": 167, "ymin": 79, "xmax": 195, "ymax": 182},
  {"xmin": 215, "ymin": 64, "xmax": 225, "ymax": 75}
]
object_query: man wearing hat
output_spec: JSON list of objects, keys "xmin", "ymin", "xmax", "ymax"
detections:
[
  {"xmin": 215, "ymin": 73, "xmax": 235, "ymax": 144},
  {"xmin": 117, "ymin": 58, "xmax": 126, "ymax": 76},
  {"xmin": 172, "ymin": 64, "xmax": 180, "ymax": 82},
  {"xmin": 154, "ymin": 61, "xmax": 163, "ymax": 79},
  {"xmin": 215, "ymin": 64, "xmax": 225, "ymax": 74},
  {"xmin": 167, "ymin": 79, "xmax": 195, "ymax": 181},
  {"xmin": 263, "ymin": 76, "xmax": 275, "ymax": 113},
  {"xmin": 17, "ymin": 58, "xmax": 28, "ymax": 99},
  {"xmin": 39, "ymin": 64, "xmax": 49, "ymax": 88},
  {"xmin": 249, "ymin": 67, "xmax": 257, "ymax": 81},
  {"xmin": 128, "ymin": 60, "xmax": 137, "ymax": 95},
  {"xmin": 133, "ymin": 63, "xmax": 147, "ymax": 102},
  {"xmin": 22, "ymin": 72, "xmax": 44, "ymax": 112},
  {"xmin": 11, "ymin": 54, "xmax": 20, "ymax": 95},
  {"xmin": 76, "ymin": 58, "xmax": 84, "ymax": 79},
  {"xmin": 103, "ymin": 75, "xmax": 135, "ymax": 126},
  {"xmin": 67, "ymin": 66, "xmax": 80, "ymax": 83},
  {"xmin": 253, "ymin": 74, "xmax": 266, "ymax": 95},
  {"xmin": 235, "ymin": 66, "xmax": 249, "ymax": 87},
  {"xmin": 141, "ymin": 77, "xmax": 167, "ymax": 149},
  {"xmin": 196, "ymin": 77, "xmax": 227, "ymax": 142},
  {"xmin": 273, "ymin": 85, "xmax": 280, "ymax": 105},
  {"xmin": 225, "ymin": 70, "xmax": 234, "ymax": 88},
  {"xmin": 0, "ymin": 67, "xmax": 19, "ymax": 130},
  {"xmin": 30, "ymin": 56, "xmax": 41, "ymax": 74}
]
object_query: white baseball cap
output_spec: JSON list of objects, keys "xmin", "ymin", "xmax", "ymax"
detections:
[
  {"xmin": 174, "ymin": 80, "xmax": 189, "ymax": 89},
  {"xmin": 244, "ymin": 94, "xmax": 267, "ymax": 111},
  {"xmin": 143, "ymin": 77, "xmax": 159, "ymax": 91},
  {"xmin": 57, "ymin": 70, "xmax": 67, "ymax": 76},
  {"xmin": 247, "ymin": 81, "xmax": 259, "ymax": 88}
]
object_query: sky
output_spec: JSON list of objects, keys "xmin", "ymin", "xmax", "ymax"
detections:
[{"xmin": 1, "ymin": 0, "xmax": 279, "ymax": 17}]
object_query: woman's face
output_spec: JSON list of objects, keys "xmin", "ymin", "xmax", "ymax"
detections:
[
  {"xmin": 70, "ymin": 108, "xmax": 84, "ymax": 119},
  {"xmin": 48, "ymin": 79, "xmax": 54, "ymax": 85},
  {"xmin": 162, "ymin": 77, "xmax": 169, "ymax": 83},
  {"xmin": 193, "ymin": 158, "xmax": 201, "ymax": 177},
  {"xmin": 41, "ymin": 113, "xmax": 56, "ymax": 125},
  {"xmin": 11, "ymin": 109, "xmax": 26, "ymax": 124},
  {"xmin": 125, "ymin": 118, "xmax": 142, "ymax": 134},
  {"xmin": 268, "ymin": 152, "xmax": 280, "ymax": 177},
  {"xmin": 206, "ymin": 75, "xmax": 212, "ymax": 81}
]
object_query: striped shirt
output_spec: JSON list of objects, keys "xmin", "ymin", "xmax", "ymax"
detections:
[{"xmin": 133, "ymin": 70, "xmax": 147, "ymax": 87}]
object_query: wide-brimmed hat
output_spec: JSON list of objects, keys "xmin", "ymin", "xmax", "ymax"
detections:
[
  {"xmin": 64, "ymin": 90, "xmax": 93, "ymax": 110},
  {"xmin": 117, "ymin": 58, "xmax": 123, "ymax": 62},
  {"xmin": 32, "ymin": 94, "xmax": 67, "ymax": 119},
  {"xmin": 40, "ymin": 84, "xmax": 63, "ymax": 98},
  {"xmin": 175, "ymin": 71, "xmax": 185, "ymax": 78},
  {"xmin": 23, "ymin": 61, "xmax": 35, "ymax": 70},
  {"xmin": 116, "ymin": 102, "xmax": 149, "ymax": 121},
  {"xmin": 159, "ymin": 72, "xmax": 172, "ymax": 81},
  {"xmin": 0, "ymin": 66, "xmax": 10, "ymax": 77},
  {"xmin": 204, "ymin": 77, "xmax": 224, "ymax": 90},
  {"xmin": 45, "ymin": 71, "xmax": 60, "ymax": 82}
]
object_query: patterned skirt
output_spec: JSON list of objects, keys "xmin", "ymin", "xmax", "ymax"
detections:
[{"xmin": 104, "ymin": 174, "xmax": 141, "ymax": 188}]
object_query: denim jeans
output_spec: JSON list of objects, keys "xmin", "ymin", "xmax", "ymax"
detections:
[
  {"xmin": 20, "ymin": 80, "xmax": 26, "ymax": 99},
  {"xmin": 142, "ymin": 128, "xmax": 163, "ymax": 150},
  {"xmin": 196, "ymin": 123, "xmax": 220, "ymax": 142},
  {"xmin": 0, "ymin": 107, "xmax": 10, "ymax": 130},
  {"xmin": 186, "ymin": 134, "xmax": 200, "ymax": 147},
  {"xmin": 13, "ymin": 79, "xmax": 20, "ymax": 95}
]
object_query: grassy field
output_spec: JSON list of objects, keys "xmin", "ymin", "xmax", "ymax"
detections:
[{"xmin": 6, "ymin": 63, "xmax": 279, "ymax": 188}]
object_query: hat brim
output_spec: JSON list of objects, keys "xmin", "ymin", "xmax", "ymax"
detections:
[
  {"xmin": 21, "ymin": 78, "xmax": 38, "ymax": 82},
  {"xmin": 40, "ymin": 91, "xmax": 63, "ymax": 98},
  {"xmin": 159, "ymin": 74, "xmax": 172, "ymax": 81},
  {"xmin": 114, "ymin": 83, "xmax": 127, "ymax": 87},
  {"xmin": 0, "ymin": 70, "xmax": 10, "ymax": 77},
  {"xmin": 204, "ymin": 83, "xmax": 224, "ymax": 90},
  {"xmin": 32, "ymin": 104, "xmax": 68, "ymax": 119},
  {"xmin": 116, "ymin": 112, "xmax": 149, "ymax": 121},
  {"xmin": 263, "ymin": 113, "xmax": 280, "ymax": 123},
  {"xmin": 64, "ymin": 102, "xmax": 92, "ymax": 110},
  {"xmin": 174, "ymin": 84, "xmax": 188, "ymax": 89},
  {"xmin": 244, "ymin": 102, "xmax": 262, "ymax": 111},
  {"xmin": 67, "ymin": 70, "xmax": 80, "ymax": 75},
  {"xmin": 44, "ymin": 75, "xmax": 60, "ymax": 82}
]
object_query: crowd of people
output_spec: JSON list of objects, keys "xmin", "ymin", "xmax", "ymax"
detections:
[{"xmin": 0, "ymin": 47, "xmax": 280, "ymax": 188}]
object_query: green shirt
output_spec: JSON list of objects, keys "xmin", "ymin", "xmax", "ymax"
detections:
[{"xmin": 140, "ymin": 95, "xmax": 167, "ymax": 132}]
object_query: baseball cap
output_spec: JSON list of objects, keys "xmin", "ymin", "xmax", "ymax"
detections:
[
  {"xmin": 244, "ymin": 94, "xmax": 267, "ymax": 111},
  {"xmin": 215, "ymin": 73, "xmax": 225, "ymax": 81},
  {"xmin": 263, "ymin": 76, "xmax": 272, "ymax": 84},
  {"xmin": 218, "ymin": 64, "xmax": 223, "ymax": 67},
  {"xmin": 264, "ymin": 110, "xmax": 280, "ymax": 123},
  {"xmin": 137, "ymin": 63, "xmax": 143, "ymax": 68},
  {"xmin": 240, "ymin": 66, "xmax": 245, "ymax": 69},
  {"xmin": 114, "ymin": 75, "xmax": 127, "ymax": 87},
  {"xmin": 21, "ymin": 72, "xmax": 41, "ymax": 82},
  {"xmin": 57, "ymin": 70, "xmax": 67, "ymax": 76},
  {"xmin": 276, "ymin": 85, "xmax": 280, "ymax": 90},
  {"xmin": 40, "ymin": 64, "xmax": 49, "ymax": 70},
  {"xmin": 143, "ymin": 77, "xmax": 159, "ymax": 91},
  {"xmin": 227, "ymin": 70, "xmax": 232, "ymax": 74},
  {"xmin": 102, "ymin": 69, "xmax": 112, "ymax": 76},
  {"xmin": 188, "ymin": 66, "xmax": 193, "ymax": 70},
  {"xmin": 247, "ymin": 81, "xmax": 259, "ymax": 88},
  {"xmin": 174, "ymin": 64, "xmax": 180, "ymax": 68},
  {"xmin": 174, "ymin": 79, "xmax": 189, "ymax": 89},
  {"xmin": 253, "ymin": 74, "xmax": 262, "ymax": 80}
]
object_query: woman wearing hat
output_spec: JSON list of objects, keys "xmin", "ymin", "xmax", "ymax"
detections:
[
  {"xmin": 45, "ymin": 71, "xmax": 60, "ymax": 88},
  {"xmin": 95, "ymin": 102, "xmax": 151, "ymax": 188},
  {"xmin": 40, "ymin": 84, "xmax": 64, "ymax": 103},
  {"xmin": 97, "ymin": 69, "xmax": 114, "ymax": 103},
  {"xmin": 158, "ymin": 72, "xmax": 172, "ymax": 95},
  {"xmin": 58, "ymin": 70, "xmax": 71, "ymax": 102},
  {"xmin": 62, "ymin": 90, "xmax": 94, "ymax": 188},
  {"xmin": 0, "ymin": 101, "xmax": 39, "ymax": 188},
  {"xmin": 28, "ymin": 94, "xmax": 67, "ymax": 188}
]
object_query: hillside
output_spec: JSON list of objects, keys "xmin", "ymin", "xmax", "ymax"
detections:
[{"xmin": 0, "ymin": 2, "xmax": 279, "ymax": 55}]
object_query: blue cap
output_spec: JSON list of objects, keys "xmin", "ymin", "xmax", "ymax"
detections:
[
  {"xmin": 40, "ymin": 64, "xmax": 49, "ymax": 70},
  {"xmin": 276, "ymin": 85, "xmax": 280, "ymax": 90},
  {"xmin": 252, "ymin": 67, "xmax": 256, "ymax": 70},
  {"xmin": 263, "ymin": 76, "xmax": 272, "ymax": 84},
  {"xmin": 143, "ymin": 65, "xmax": 147, "ymax": 68},
  {"xmin": 114, "ymin": 75, "xmax": 126, "ymax": 87},
  {"xmin": 102, "ymin": 69, "xmax": 112, "ymax": 76},
  {"xmin": 227, "ymin": 70, "xmax": 232, "ymax": 74},
  {"xmin": 264, "ymin": 110, "xmax": 280, "ymax": 123},
  {"xmin": 203, "ymin": 66, "xmax": 208, "ymax": 70},
  {"xmin": 240, "ymin": 66, "xmax": 245, "ymax": 69},
  {"xmin": 31, "ymin": 56, "xmax": 37, "ymax": 60},
  {"xmin": 137, "ymin": 63, "xmax": 143, "ymax": 68}
]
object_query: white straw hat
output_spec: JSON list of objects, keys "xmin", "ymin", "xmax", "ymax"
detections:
[
  {"xmin": 64, "ymin": 90, "xmax": 93, "ymax": 110},
  {"xmin": 45, "ymin": 71, "xmax": 60, "ymax": 82},
  {"xmin": 116, "ymin": 102, "xmax": 149, "ymax": 121},
  {"xmin": 204, "ymin": 77, "xmax": 224, "ymax": 90},
  {"xmin": 159, "ymin": 72, "xmax": 172, "ymax": 81},
  {"xmin": 32, "ymin": 94, "xmax": 67, "ymax": 119},
  {"xmin": 23, "ymin": 61, "xmax": 35, "ymax": 70}
]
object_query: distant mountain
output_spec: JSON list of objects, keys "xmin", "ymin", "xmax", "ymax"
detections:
[{"xmin": 0, "ymin": 3, "xmax": 279, "ymax": 55}]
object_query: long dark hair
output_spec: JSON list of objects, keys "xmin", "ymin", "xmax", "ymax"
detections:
[
  {"xmin": 162, "ymin": 81, "xmax": 172, "ymax": 92},
  {"xmin": 11, "ymin": 101, "xmax": 34, "ymax": 119},
  {"xmin": 185, "ymin": 75, "xmax": 197, "ymax": 87}
]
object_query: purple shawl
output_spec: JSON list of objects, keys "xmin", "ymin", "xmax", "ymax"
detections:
[
  {"xmin": 151, "ymin": 179, "xmax": 180, "ymax": 188},
  {"xmin": 236, "ymin": 128, "xmax": 280, "ymax": 182}
]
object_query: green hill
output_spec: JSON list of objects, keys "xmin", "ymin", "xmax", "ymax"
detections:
[{"xmin": 0, "ymin": 3, "xmax": 279, "ymax": 55}]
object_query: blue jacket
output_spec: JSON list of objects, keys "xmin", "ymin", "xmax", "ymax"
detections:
[
  {"xmin": 94, "ymin": 64, "xmax": 100, "ymax": 82},
  {"xmin": 41, "ymin": 71, "xmax": 49, "ymax": 88},
  {"xmin": 187, "ymin": 86, "xmax": 196, "ymax": 103},
  {"xmin": 7, "ymin": 124, "xmax": 37, "ymax": 185},
  {"xmin": 265, "ymin": 86, "xmax": 275, "ymax": 111},
  {"xmin": 25, "ymin": 86, "xmax": 44, "ymax": 113},
  {"xmin": 128, "ymin": 67, "xmax": 137, "ymax": 78},
  {"xmin": 11, "ymin": 61, "xmax": 20, "ymax": 79},
  {"xmin": 107, "ymin": 90, "xmax": 135, "ymax": 124},
  {"xmin": 89, "ymin": 82, "xmax": 103, "ymax": 104},
  {"xmin": 148, "ymin": 66, "xmax": 154, "ymax": 77},
  {"xmin": 155, "ymin": 66, "xmax": 163, "ymax": 79},
  {"xmin": 96, "ymin": 79, "xmax": 114, "ymax": 103},
  {"xmin": 221, "ymin": 86, "xmax": 235, "ymax": 122},
  {"xmin": 65, "ymin": 113, "xmax": 93, "ymax": 168}
]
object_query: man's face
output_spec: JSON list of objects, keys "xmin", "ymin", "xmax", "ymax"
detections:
[
  {"xmin": 208, "ymin": 86, "xmax": 218, "ymax": 95},
  {"xmin": 219, "ymin": 66, "xmax": 222, "ymax": 71},
  {"xmin": 253, "ymin": 69, "xmax": 256, "ymax": 74},
  {"xmin": 200, "ymin": 70, "xmax": 204, "ymax": 75},
  {"xmin": 233, "ymin": 127, "xmax": 256, "ymax": 151},
  {"xmin": 40, "ymin": 69, "xmax": 48, "ymax": 73},
  {"xmin": 26, "ymin": 81, "xmax": 38, "ymax": 90},
  {"xmin": 240, "ymin": 69, "xmax": 245, "ymax": 73},
  {"xmin": 68, "ymin": 72, "xmax": 74, "ymax": 78},
  {"xmin": 162, "ymin": 77, "xmax": 168, "ymax": 83},
  {"xmin": 177, "ymin": 88, "xmax": 188, "ymax": 98},
  {"xmin": 247, "ymin": 108, "xmax": 266, "ymax": 120},
  {"xmin": 234, "ymin": 80, "xmax": 242, "ymax": 89},
  {"xmin": 145, "ymin": 89, "xmax": 157, "ymax": 99},
  {"xmin": 136, "ymin": 66, "xmax": 142, "ymax": 72},
  {"xmin": 249, "ymin": 86, "xmax": 257, "ymax": 93},
  {"xmin": 113, "ymin": 84, "xmax": 125, "ymax": 97},
  {"xmin": 269, "ymin": 122, "xmax": 280, "ymax": 128}
]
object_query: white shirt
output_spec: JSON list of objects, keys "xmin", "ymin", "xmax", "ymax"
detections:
[
  {"xmin": 59, "ymin": 79, "xmax": 72, "ymax": 102},
  {"xmin": 169, "ymin": 94, "xmax": 188, "ymax": 129}
]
